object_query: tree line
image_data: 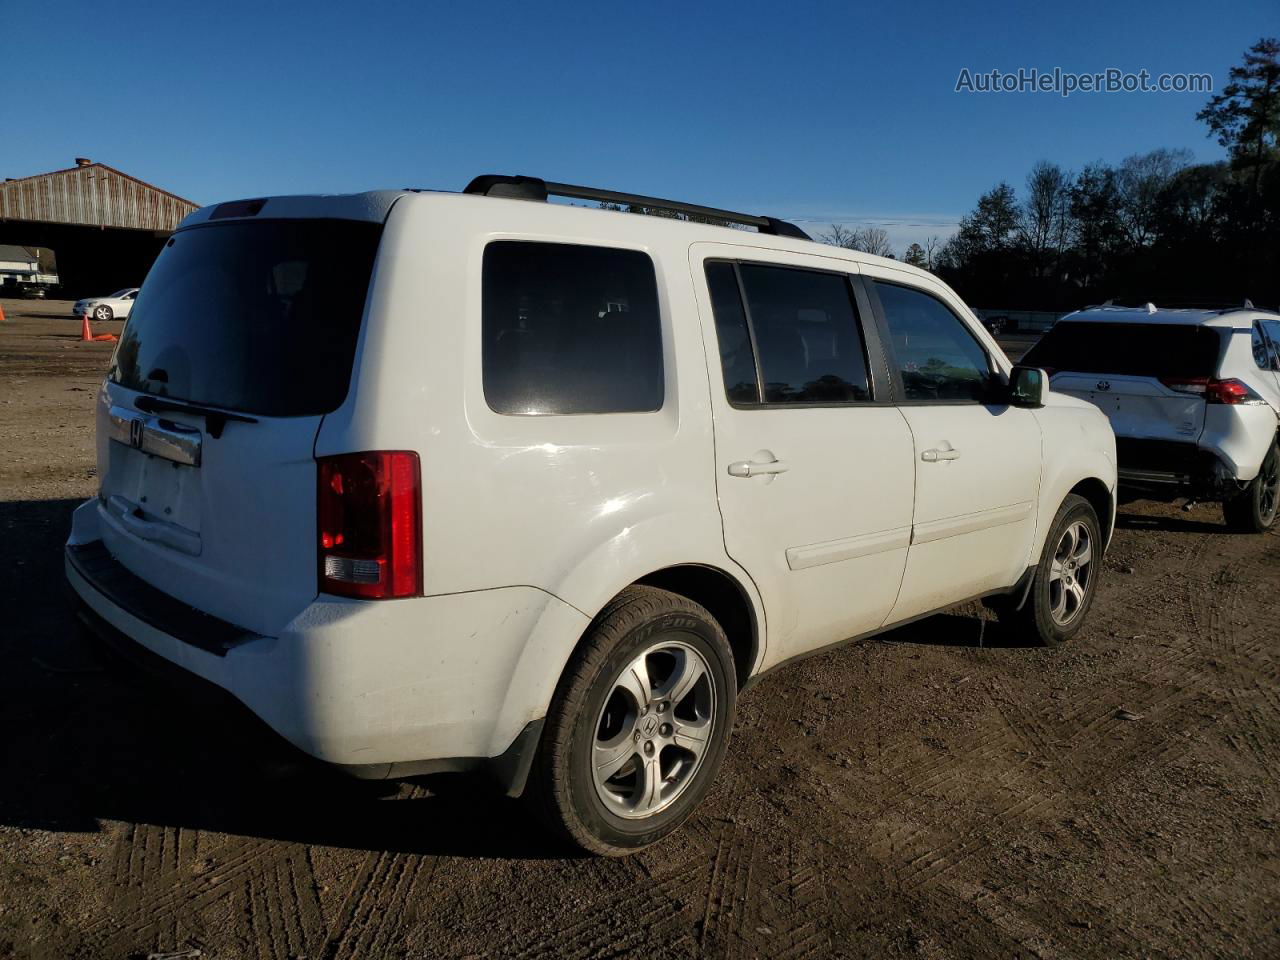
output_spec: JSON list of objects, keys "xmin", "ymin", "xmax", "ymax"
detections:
[{"xmin": 822, "ymin": 38, "xmax": 1280, "ymax": 311}]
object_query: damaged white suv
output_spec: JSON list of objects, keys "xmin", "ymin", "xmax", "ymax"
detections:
[
  {"xmin": 66, "ymin": 176, "xmax": 1116, "ymax": 854},
  {"xmin": 1024, "ymin": 304, "xmax": 1280, "ymax": 532}
]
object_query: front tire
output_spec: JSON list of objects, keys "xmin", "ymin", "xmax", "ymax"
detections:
[
  {"xmin": 529, "ymin": 586, "xmax": 737, "ymax": 856},
  {"xmin": 1223, "ymin": 443, "xmax": 1279, "ymax": 533},
  {"xmin": 995, "ymin": 494, "xmax": 1102, "ymax": 646},
  {"xmin": 92, "ymin": 305, "xmax": 113, "ymax": 322}
]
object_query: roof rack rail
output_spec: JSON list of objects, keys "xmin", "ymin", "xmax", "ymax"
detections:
[{"xmin": 462, "ymin": 174, "xmax": 812, "ymax": 241}]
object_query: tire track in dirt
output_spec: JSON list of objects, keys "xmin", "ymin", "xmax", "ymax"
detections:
[
  {"xmin": 978, "ymin": 530, "xmax": 1245, "ymax": 787},
  {"xmin": 820, "ymin": 532, "xmax": 1221, "ymax": 918},
  {"xmin": 1091, "ymin": 798, "xmax": 1241, "ymax": 958},
  {"xmin": 246, "ymin": 846, "xmax": 327, "ymax": 960},
  {"xmin": 1187, "ymin": 538, "xmax": 1280, "ymax": 772},
  {"xmin": 767, "ymin": 839, "xmax": 832, "ymax": 960},
  {"xmin": 324, "ymin": 848, "xmax": 435, "ymax": 960},
  {"xmin": 510, "ymin": 854, "xmax": 713, "ymax": 959},
  {"xmin": 697, "ymin": 819, "xmax": 760, "ymax": 956},
  {"xmin": 846, "ymin": 521, "xmax": 1275, "ymax": 944},
  {"xmin": 88, "ymin": 834, "xmax": 295, "ymax": 956}
]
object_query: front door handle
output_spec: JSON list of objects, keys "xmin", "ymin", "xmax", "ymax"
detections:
[
  {"xmin": 921, "ymin": 447, "xmax": 961, "ymax": 462},
  {"xmin": 728, "ymin": 458, "xmax": 790, "ymax": 478}
]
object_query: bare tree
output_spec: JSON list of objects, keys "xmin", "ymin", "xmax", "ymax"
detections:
[
  {"xmin": 1019, "ymin": 161, "xmax": 1073, "ymax": 275},
  {"xmin": 818, "ymin": 224, "xmax": 860, "ymax": 248},
  {"xmin": 923, "ymin": 236, "xmax": 942, "ymax": 271},
  {"xmin": 820, "ymin": 224, "xmax": 894, "ymax": 258},
  {"xmin": 1115, "ymin": 148, "xmax": 1192, "ymax": 247},
  {"xmin": 855, "ymin": 227, "xmax": 895, "ymax": 258}
]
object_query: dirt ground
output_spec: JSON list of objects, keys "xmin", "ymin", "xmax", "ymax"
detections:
[{"xmin": 1, "ymin": 299, "xmax": 1277, "ymax": 960}]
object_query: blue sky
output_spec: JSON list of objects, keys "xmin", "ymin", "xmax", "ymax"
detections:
[{"xmin": 7, "ymin": 0, "xmax": 1273, "ymax": 253}]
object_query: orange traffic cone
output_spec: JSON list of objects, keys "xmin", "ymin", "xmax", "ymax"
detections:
[
  {"xmin": 81, "ymin": 309, "xmax": 118, "ymax": 343},
  {"xmin": 0, "ymin": 303, "xmax": 6, "ymax": 323}
]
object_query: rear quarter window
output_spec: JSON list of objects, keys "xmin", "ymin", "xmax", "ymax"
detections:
[{"xmin": 482, "ymin": 241, "xmax": 664, "ymax": 415}]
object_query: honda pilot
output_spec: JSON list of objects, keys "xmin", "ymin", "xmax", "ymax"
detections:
[{"xmin": 66, "ymin": 176, "xmax": 1118, "ymax": 854}]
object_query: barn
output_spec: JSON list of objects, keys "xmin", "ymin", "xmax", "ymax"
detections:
[{"xmin": 0, "ymin": 158, "xmax": 198, "ymax": 297}]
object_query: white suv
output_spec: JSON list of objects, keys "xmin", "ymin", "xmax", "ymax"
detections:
[
  {"xmin": 1023, "ymin": 304, "xmax": 1280, "ymax": 532},
  {"xmin": 65, "ymin": 177, "xmax": 1116, "ymax": 854}
]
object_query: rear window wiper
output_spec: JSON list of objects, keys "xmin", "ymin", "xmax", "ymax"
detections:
[{"xmin": 133, "ymin": 395, "xmax": 258, "ymax": 439}]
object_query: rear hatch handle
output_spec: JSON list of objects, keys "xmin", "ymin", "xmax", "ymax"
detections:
[{"xmin": 133, "ymin": 395, "xmax": 257, "ymax": 439}]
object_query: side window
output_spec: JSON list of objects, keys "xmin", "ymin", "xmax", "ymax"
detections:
[
  {"xmin": 482, "ymin": 241, "xmax": 663, "ymax": 415},
  {"xmin": 704, "ymin": 262, "xmax": 870, "ymax": 405},
  {"xmin": 873, "ymin": 281, "xmax": 992, "ymax": 402},
  {"xmin": 1252, "ymin": 323, "xmax": 1270, "ymax": 369},
  {"xmin": 1262, "ymin": 321, "xmax": 1280, "ymax": 372},
  {"xmin": 705, "ymin": 262, "xmax": 760, "ymax": 404}
]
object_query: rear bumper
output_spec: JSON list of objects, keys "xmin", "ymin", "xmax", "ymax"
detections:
[
  {"xmin": 64, "ymin": 501, "xmax": 586, "ymax": 790},
  {"xmin": 1115, "ymin": 424, "xmax": 1275, "ymax": 499}
]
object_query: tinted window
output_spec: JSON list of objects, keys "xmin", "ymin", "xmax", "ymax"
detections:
[
  {"xmin": 1253, "ymin": 324, "xmax": 1271, "ymax": 369},
  {"xmin": 874, "ymin": 282, "xmax": 991, "ymax": 402},
  {"xmin": 482, "ymin": 242, "xmax": 663, "ymax": 415},
  {"xmin": 704, "ymin": 262, "xmax": 760, "ymax": 403},
  {"xmin": 1022, "ymin": 322, "xmax": 1222, "ymax": 380},
  {"xmin": 1260, "ymin": 321, "xmax": 1280, "ymax": 372},
  {"xmin": 736, "ymin": 264, "xmax": 869, "ymax": 404},
  {"xmin": 110, "ymin": 219, "xmax": 382, "ymax": 416}
]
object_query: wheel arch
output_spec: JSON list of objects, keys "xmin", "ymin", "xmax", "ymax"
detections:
[
  {"xmin": 634, "ymin": 564, "xmax": 761, "ymax": 690},
  {"xmin": 487, "ymin": 555, "xmax": 766, "ymax": 760},
  {"xmin": 1068, "ymin": 476, "xmax": 1114, "ymax": 550}
]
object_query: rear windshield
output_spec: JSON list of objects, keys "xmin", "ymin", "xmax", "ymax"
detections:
[
  {"xmin": 1022, "ymin": 322, "xmax": 1222, "ymax": 380},
  {"xmin": 110, "ymin": 218, "xmax": 383, "ymax": 416}
]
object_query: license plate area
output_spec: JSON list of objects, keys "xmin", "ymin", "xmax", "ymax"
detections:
[{"xmin": 105, "ymin": 407, "xmax": 203, "ymax": 535}]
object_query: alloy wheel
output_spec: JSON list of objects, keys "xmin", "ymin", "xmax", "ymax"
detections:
[
  {"xmin": 1259, "ymin": 451, "xmax": 1279, "ymax": 525},
  {"xmin": 1048, "ymin": 519, "xmax": 1093, "ymax": 626},
  {"xmin": 591, "ymin": 639, "xmax": 716, "ymax": 819}
]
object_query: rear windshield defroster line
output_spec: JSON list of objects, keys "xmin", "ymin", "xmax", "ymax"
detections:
[{"xmin": 110, "ymin": 218, "xmax": 383, "ymax": 418}]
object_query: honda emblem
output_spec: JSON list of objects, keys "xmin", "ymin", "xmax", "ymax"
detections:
[
  {"xmin": 129, "ymin": 418, "xmax": 144, "ymax": 449},
  {"xmin": 1095, "ymin": 380, "xmax": 1111, "ymax": 392}
]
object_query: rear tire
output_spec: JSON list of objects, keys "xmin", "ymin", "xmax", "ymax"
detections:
[
  {"xmin": 993, "ymin": 494, "xmax": 1102, "ymax": 647},
  {"xmin": 1222, "ymin": 443, "xmax": 1279, "ymax": 533},
  {"xmin": 528, "ymin": 586, "xmax": 736, "ymax": 856}
]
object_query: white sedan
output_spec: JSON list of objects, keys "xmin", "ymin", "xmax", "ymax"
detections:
[{"xmin": 73, "ymin": 288, "xmax": 139, "ymax": 322}]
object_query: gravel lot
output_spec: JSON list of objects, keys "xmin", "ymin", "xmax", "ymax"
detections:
[{"xmin": 1, "ymin": 299, "xmax": 1277, "ymax": 959}]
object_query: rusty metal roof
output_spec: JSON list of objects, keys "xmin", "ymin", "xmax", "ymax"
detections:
[{"xmin": 0, "ymin": 162, "xmax": 199, "ymax": 232}]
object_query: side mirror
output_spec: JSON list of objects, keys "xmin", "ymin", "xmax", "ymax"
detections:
[{"xmin": 1009, "ymin": 365, "xmax": 1048, "ymax": 408}]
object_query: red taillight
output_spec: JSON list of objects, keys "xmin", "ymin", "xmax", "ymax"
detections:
[
  {"xmin": 1161, "ymin": 376, "xmax": 1256, "ymax": 404},
  {"xmin": 317, "ymin": 451, "xmax": 422, "ymax": 599},
  {"xmin": 1205, "ymin": 378, "xmax": 1254, "ymax": 405}
]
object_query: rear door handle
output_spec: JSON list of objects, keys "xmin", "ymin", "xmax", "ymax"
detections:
[
  {"xmin": 921, "ymin": 448, "xmax": 961, "ymax": 462},
  {"xmin": 728, "ymin": 458, "xmax": 790, "ymax": 478}
]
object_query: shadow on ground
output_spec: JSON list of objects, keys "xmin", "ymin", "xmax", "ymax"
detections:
[
  {"xmin": 879, "ymin": 610, "xmax": 1040, "ymax": 649},
  {"xmin": 1116, "ymin": 508, "xmax": 1236, "ymax": 535},
  {"xmin": 0, "ymin": 497, "xmax": 570, "ymax": 861}
]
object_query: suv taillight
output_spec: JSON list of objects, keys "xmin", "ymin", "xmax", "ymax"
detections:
[
  {"xmin": 1160, "ymin": 376, "xmax": 1259, "ymax": 404},
  {"xmin": 1205, "ymin": 378, "xmax": 1258, "ymax": 405},
  {"xmin": 317, "ymin": 452, "xmax": 422, "ymax": 599}
]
